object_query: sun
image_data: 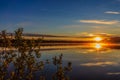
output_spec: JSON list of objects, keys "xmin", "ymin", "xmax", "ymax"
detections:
[{"xmin": 94, "ymin": 37, "xmax": 102, "ymax": 42}]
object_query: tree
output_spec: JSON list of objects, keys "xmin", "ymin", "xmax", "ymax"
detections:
[
  {"xmin": 1, "ymin": 30, "xmax": 11, "ymax": 51},
  {"xmin": 14, "ymin": 28, "xmax": 23, "ymax": 49}
]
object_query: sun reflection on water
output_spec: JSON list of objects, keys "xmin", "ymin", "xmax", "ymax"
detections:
[{"xmin": 95, "ymin": 43, "xmax": 102, "ymax": 49}]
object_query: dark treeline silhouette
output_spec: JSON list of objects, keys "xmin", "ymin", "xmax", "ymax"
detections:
[{"xmin": 0, "ymin": 28, "xmax": 72, "ymax": 80}]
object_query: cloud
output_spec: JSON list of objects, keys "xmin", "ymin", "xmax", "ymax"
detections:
[
  {"xmin": 105, "ymin": 11, "xmax": 120, "ymax": 14},
  {"xmin": 107, "ymin": 72, "xmax": 120, "ymax": 75},
  {"xmin": 80, "ymin": 61, "xmax": 119, "ymax": 67},
  {"xmin": 80, "ymin": 20, "xmax": 119, "ymax": 25},
  {"xmin": 16, "ymin": 22, "xmax": 33, "ymax": 27}
]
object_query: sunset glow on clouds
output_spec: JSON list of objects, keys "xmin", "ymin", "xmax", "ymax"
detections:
[
  {"xmin": 105, "ymin": 11, "xmax": 120, "ymax": 14},
  {"xmin": 80, "ymin": 20, "xmax": 119, "ymax": 25},
  {"xmin": 0, "ymin": 0, "xmax": 120, "ymax": 35}
]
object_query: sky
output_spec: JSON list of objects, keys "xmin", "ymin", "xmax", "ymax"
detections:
[{"xmin": 0, "ymin": 0, "xmax": 120, "ymax": 36}]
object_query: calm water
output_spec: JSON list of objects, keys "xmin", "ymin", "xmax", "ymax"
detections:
[
  {"xmin": 1, "ymin": 43, "xmax": 120, "ymax": 80},
  {"xmin": 39, "ymin": 48, "xmax": 120, "ymax": 80}
]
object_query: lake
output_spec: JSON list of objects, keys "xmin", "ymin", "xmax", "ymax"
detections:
[
  {"xmin": 1, "ymin": 43, "xmax": 120, "ymax": 80},
  {"xmin": 40, "ymin": 44, "xmax": 120, "ymax": 80}
]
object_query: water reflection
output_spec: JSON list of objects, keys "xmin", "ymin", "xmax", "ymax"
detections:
[
  {"xmin": 0, "ymin": 50, "xmax": 72, "ymax": 80},
  {"xmin": 40, "ymin": 43, "xmax": 120, "ymax": 53},
  {"xmin": 95, "ymin": 43, "xmax": 102, "ymax": 49},
  {"xmin": 0, "ymin": 43, "xmax": 120, "ymax": 80}
]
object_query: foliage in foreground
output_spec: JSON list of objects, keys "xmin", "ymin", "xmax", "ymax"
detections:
[{"xmin": 0, "ymin": 28, "xmax": 72, "ymax": 80}]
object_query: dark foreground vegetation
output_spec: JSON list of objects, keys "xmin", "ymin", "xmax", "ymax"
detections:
[{"xmin": 0, "ymin": 28, "xmax": 72, "ymax": 80}]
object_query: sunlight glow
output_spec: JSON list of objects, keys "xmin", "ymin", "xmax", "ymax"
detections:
[
  {"xmin": 88, "ymin": 33, "xmax": 94, "ymax": 36},
  {"xmin": 94, "ymin": 37, "xmax": 102, "ymax": 42},
  {"xmin": 95, "ymin": 43, "xmax": 102, "ymax": 49}
]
